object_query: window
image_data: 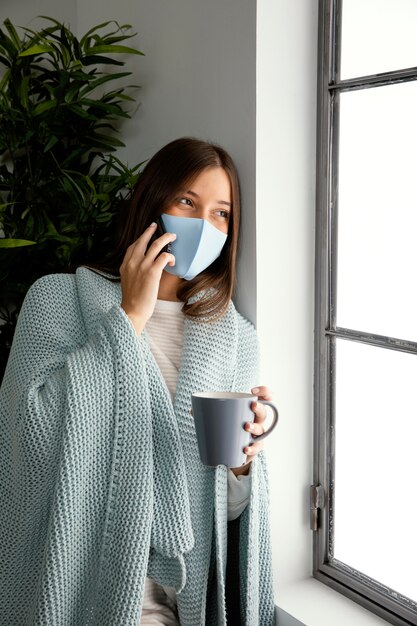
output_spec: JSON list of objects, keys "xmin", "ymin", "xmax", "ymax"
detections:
[{"xmin": 313, "ymin": 1, "xmax": 417, "ymax": 624}]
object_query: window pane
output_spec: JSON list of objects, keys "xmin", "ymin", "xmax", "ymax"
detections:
[
  {"xmin": 334, "ymin": 339, "xmax": 417, "ymax": 601},
  {"xmin": 336, "ymin": 81, "xmax": 417, "ymax": 340},
  {"xmin": 341, "ymin": 0, "xmax": 417, "ymax": 79}
]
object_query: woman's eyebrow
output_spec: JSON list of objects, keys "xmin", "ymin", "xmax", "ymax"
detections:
[{"xmin": 182, "ymin": 189, "xmax": 232, "ymax": 207}]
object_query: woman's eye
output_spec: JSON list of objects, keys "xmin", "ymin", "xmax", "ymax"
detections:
[
  {"xmin": 178, "ymin": 197, "xmax": 193, "ymax": 206},
  {"xmin": 216, "ymin": 210, "xmax": 230, "ymax": 219}
]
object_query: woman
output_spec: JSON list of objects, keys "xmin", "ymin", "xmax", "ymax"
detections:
[{"xmin": 0, "ymin": 137, "xmax": 276, "ymax": 625}]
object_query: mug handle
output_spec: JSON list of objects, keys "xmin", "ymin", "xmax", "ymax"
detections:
[{"xmin": 249, "ymin": 401, "xmax": 279, "ymax": 444}]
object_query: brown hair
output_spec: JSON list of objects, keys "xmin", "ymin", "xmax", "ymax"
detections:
[{"xmin": 79, "ymin": 136, "xmax": 241, "ymax": 320}]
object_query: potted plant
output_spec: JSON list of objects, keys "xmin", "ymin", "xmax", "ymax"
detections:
[{"xmin": 0, "ymin": 16, "xmax": 145, "ymax": 380}]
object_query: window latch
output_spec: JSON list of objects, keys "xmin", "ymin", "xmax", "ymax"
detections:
[{"xmin": 310, "ymin": 484, "xmax": 324, "ymax": 531}]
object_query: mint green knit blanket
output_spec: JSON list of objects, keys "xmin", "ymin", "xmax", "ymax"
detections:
[{"xmin": 0, "ymin": 267, "xmax": 275, "ymax": 625}]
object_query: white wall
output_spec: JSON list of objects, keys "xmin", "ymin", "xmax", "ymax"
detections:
[
  {"xmin": 256, "ymin": 0, "xmax": 317, "ymax": 584},
  {"xmin": 1, "ymin": 1, "xmax": 75, "ymax": 30}
]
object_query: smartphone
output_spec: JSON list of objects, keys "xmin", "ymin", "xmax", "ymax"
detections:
[{"xmin": 147, "ymin": 215, "xmax": 172, "ymax": 256}]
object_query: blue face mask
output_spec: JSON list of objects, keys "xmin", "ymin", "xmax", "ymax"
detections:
[{"xmin": 160, "ymin": 213, "xmax": 228, "ymax": 280}]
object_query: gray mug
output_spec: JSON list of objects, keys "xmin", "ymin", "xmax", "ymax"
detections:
[{"xmin": 191, "ymin": 391, "xmax": 279, "ymax": 468}]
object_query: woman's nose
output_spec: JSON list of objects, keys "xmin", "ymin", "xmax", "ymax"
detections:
[{"xmin": 195, "ymin": 207, "xmax": 209, "ymax": 220}]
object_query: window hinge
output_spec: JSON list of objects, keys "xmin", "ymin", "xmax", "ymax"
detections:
[{"xmin": 310, "ymin": 484, "xmax": 324, "ymax": 531}]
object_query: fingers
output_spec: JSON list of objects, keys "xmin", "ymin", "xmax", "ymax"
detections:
[
  {"xmin": 245, "ymin": 413, "xmax": 265, "ymax": 435},
  {"xmin": 243, "ymin": 399, "xmax": 268, "ymax": 458},
  {"xmin": 234, "ymin": 385, "xmax": 275, "ymax": 463},
  {"xmin": 122, "ymin": 222, "xmax": 158, "ymax": 267},
  {"xmin": 153, "ymin": 250, "xmax": 176, "ymax": 273},
  {"xmin": 136, "ymin": 232, "xmax": 176, "ymax": 269},
  {"xmin": 250, "ymin": 401, "xmax": 267, "ymax": 425},
  {"xmin": 244, "ymin": 440, "xmax": 264, "ymax": 456},
  {"xmin": 121, "ymin": 224, "xmax": 176, "ymax": 270},
  {"xmin": 251, "ymin": 385, "xmax": 273, "ymax": 401},
  {"xmin": 145, "ymin": 232, "xmax": 177, "ymax": 263}
]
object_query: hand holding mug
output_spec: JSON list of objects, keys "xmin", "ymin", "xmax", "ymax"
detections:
[
  {"xmin": 191, "ymin": 385, "xmax": 279, "ymax": 469},
  {"xmin": 243, "ymin": 385, "xmax": 275, "ymax": 463}
]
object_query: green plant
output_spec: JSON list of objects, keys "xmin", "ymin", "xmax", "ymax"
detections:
[{"xmin": 0, "ymin": 16, "xmax": 145, "ymax": 381}]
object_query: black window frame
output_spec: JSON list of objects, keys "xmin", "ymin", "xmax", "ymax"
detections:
[{"xmin": 313, "ymin": 2, "xmax": 417, "ymax": 625}]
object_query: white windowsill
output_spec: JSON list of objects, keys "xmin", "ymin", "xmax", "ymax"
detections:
[
  {"xmin": 276, "ymin": 605, "xmax": 307, "ymax": 626},
  {"xmin": 277, "ymin": 578, "xmax": 389, "ymax": 626}
]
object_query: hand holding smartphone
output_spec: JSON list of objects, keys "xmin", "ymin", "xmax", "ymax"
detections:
[
  {"xmin": 147, "ymin": 215, "xmax": 173, "ymax": 257},
  {"xmin": 119, "ymin": 218, "xmax": 176, "ymax": 336}
]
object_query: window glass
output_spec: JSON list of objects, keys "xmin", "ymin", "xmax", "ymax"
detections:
[
  {"xmin": 337, "ymin": 81, "xmax": 417, "ymax": 340},
  {"xmin": 334, "ymin": 338, "xmax": 417, "ymax": 600},
  {"xmin": 315, "ymin": 1, "xmax": 417, "ymax": 622},
  {"xmin": 341, "ymin": 0, "xmax": 417, "ymax": 79}
]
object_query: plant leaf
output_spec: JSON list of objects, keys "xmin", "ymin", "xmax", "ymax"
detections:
[
  {"xmin": 3, "ymin": 18, "xmax": 21, "ymax": 50},
  {"xmin": 18, "ymin": 44, "xmax": 52, "ymax": 57},
  {"xmin": 37, "ymin": 16, "xmax": 66, "ymax": 28},
  {"xmin": 0, "ymin": 238, "xmax": 37, "ymax": 248},
  {"xmin": 79, "ymin": 72, "xmax": 131, "ymax": 96},
  {"xmin": 33, "ymin": 100, "xmax": 58, "ymax": 116},
  {"xmin": 0, "ymin": 67, "xmax": 10, "ymax": 91},
  {"xmin": 0, "ymin": 29, "xmax": 18, "ymax": 56},
  {"xmin": 0, "ymin": 54, "xmax": 11, "ymax": 68},
  {"xmin": 81, "ymin": 55, "xmax": 125, "ymax": 67},
  {"xmin": 95, "ymin": 212, "xmax": 113, "ymax": 223},
  {"xmin": 67, "ymin": 104, "xmax": 97, "ymax": 120},
  {"xmin": 88, "ymin": 133, "xmax": 125, "ymax": 147},
  {"xmin": 44, "ymin": 135, "xmax": 59, "ymax": 152},
  {"xmin": 85, "ymin": 44, "xmax": 144, "ymax": 56},
  {"xmin": 79, "ymin": 21, "xmax": 116, "ymax": 48},
  {"xmin": 19, "ymin": 75, "xmax": 30, "ymax": 108}
]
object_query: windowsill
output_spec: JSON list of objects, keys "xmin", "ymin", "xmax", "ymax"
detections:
[
  {"xmin": 276, "ymin": 605, "xmax": 307, "ymax": 625},
  {"xmin": 277, "ymin": 578, "xmax": 389, "ymax": 626}
]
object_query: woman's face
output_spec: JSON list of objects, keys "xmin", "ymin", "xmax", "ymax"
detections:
[{"xmin": 164, "ymin": 166, "xmax": 231, "ymax": 235}]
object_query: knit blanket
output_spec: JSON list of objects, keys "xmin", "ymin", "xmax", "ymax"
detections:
[{"xmin": 0, "ymin": 267, "xmax": 275, "ymax": 625}]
